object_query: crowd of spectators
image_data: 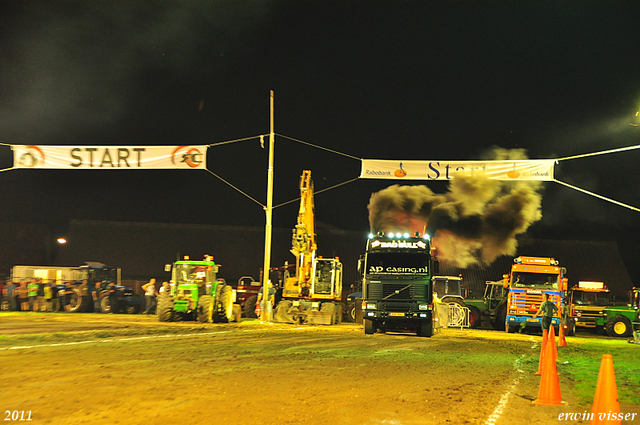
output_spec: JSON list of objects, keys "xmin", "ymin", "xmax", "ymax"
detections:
[{"xmin": 0, "ymin": 278, "xmax": 129, "ymax": 313}]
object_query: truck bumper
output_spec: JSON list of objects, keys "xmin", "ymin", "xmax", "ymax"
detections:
[
  {"xmin": 362, "ymin": 310, "xmax": 432, "ymax": 320},
  {"xmin": 506, "ymin": 315, "xmax": 560, "ymax": 327}
]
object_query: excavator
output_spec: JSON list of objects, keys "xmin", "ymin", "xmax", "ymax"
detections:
[{"xmin": 273, "ymin": 170, "xmax": 344, "ymax": 325}]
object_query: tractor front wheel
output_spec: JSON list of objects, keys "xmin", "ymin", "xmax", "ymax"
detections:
[
  {"xmin": 157, "ymin": 292, "xmax": 174, "ymax": 322},
  {"xmin": 215, "ymin": 285, "xmax": 234, "ymax": 323},
  {"xmin": 197, "ymin": 295, "xmax": 214, "ymax": 323}
]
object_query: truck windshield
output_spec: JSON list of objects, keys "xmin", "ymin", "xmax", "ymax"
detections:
[
  {"xmin": 572, "ymin": 290, "xmax": 610, "ymax": 307},
  {"xmin": 366, "ymin": 252, "xmax": 429, "ymax": 275},
  {"xmin": 176, "ymin": 264, "xmax": 209, "ymax": 285},
  {"xmin": 511, "ymin": 272, "xmax": 559, "ymax": 289}
]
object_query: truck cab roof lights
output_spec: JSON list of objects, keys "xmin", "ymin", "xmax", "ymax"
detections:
[
  {"xmin": 513, "ymin": 256, "xmax": 558, "ymax": 266},
  {"xmin": 577, "ymin": 281, "xmax": 606, "ymax": 290}
]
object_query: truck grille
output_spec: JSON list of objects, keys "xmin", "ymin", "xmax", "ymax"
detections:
[{"xmin": 368, "ymin": 282, "xmax": 426, "ymax": 300}]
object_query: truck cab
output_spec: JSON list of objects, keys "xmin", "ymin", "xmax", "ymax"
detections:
[{"xmin": 566, "ymin": 281, "xmax": 610, "ymax": 335}]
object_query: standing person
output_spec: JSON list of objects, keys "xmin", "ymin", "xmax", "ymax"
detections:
[
  {"xmin": 142, "ymin": 278, "xmax": 157, "ymax": 315},
  {"xmin": 107, "ymin": 282, "xmax": 118, "ymax": 313},
  {"xmin": 0, "ymin": 280, "xmax": 5, "ymax": 309},
  {"xmin": 93, "ymin": 281, "xmax": 102, "ymax": 312},
  {"xmin": 534, "ymin": 293, "xmax": 559, "ymax": 333},
  {"xmin": 44, "ymin": 282, "xmax": 53, "ymax": 312},
  {"xmin": 50, "ymin": 282, "xmax": 60, "ymax": 312},
  {"xmin": 3, "ymin": 281, "xmax": 18, "ymax": 311},
  {"xmin": 256, "ymin": 280, "xmax": 275, "ymax": 321},
  {"xmin": 28, "ymin": 279, "xmax": 39, "ymax": 311},
  {"xmin": 83, "ymin": 279, "xmax": 95, "ymax": 312},
  {"xmin": 58, "ymin": 282, "xmax": 68, "ymax": 312},
  {"xmin": 18, "ymin": 281, "xmax": 29, "ymax": 311},
  {"xmin": 36, "ymin": 279, "xmax": 46, "ymax": 312}
]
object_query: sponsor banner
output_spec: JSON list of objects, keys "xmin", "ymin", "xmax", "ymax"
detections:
[
  {"xmin": 12, "ymin": 145, "xmax": 207, "ymax": 170},
  {"xmin": 360, "ymin": 159, "xmax": 555, "ymax": 181}
]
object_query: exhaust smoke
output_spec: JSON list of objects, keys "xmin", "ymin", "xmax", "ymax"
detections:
[{"xmin": 367, "ymin": 148, "xmax": 543, "ymax": 267}]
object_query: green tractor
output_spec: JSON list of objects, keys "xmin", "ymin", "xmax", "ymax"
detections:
[
  {"xmin": 463, "ymin": 280, "xmax": 507, "ymax": 330},
  {"xmin": 157, "ymin": 256, "xmax": 234, "ymax": 323},
  {"xmin": 601, "ymin": 288, "xmax": 640, "ymax": 338}
]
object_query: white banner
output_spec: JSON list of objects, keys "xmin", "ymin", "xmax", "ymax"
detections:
[
  {"xmin": 360, "ymin": 159, "xmax": 555, "ymax": 181},
  {"xmin": 12, "ymin": 145, "xmax": 207, "ymax": 170}
]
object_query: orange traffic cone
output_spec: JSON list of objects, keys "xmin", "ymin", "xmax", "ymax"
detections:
[
  {"xmin": 535, "ymin": 328, "xmax": 548, "ymax": 376},
  {"xmin": 549, "ymin": 324, "xmax": 558, "ymax": 361},
  {"xmin": 559, "ymin": 323, "xmax": 568, "ymax": 347},
  {"xmin": 589, "ymin": 354, "xmax": 621, "ymax": 425},
  {"xmin": 532, "ymin": 330, "xmax": 564, "ymax": 406}
]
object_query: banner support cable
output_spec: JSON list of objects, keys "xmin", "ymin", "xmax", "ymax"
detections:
[{"xmin": 554, "ymin": 179, "xmax": 640, "ymax": 212}]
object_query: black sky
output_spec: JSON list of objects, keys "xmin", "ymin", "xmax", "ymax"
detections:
[{"xmin": 1, "ymin": 1, "xmax": 639, "ymax": 281}]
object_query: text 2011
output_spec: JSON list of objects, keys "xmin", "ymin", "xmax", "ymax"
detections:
[{"xmin": 4, "ymin": 411, "xmax": 32, "ymax": 421}]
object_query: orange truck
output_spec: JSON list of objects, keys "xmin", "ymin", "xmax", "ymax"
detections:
[{"xmin": 503, "ymin": 256, "xmax": 568, "ymax": 333}]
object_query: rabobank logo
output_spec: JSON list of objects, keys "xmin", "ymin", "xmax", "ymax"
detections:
[
  {"xmin": 171, "ymin": 146, "xmax": 204, "ymax": 168},
  {"xmin": 363, "ymin": 162, "xmax": 407, "ymax": 178},
  {"xmin": 394, "ymin": 162, "xmax": 407, "ymax": 178},
  {"xmin": 18, "ymin": 145, "xmax": 45, "ymax": 167}
]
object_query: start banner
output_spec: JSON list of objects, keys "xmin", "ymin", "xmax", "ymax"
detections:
[
  {"xmin": 12, "ymin": 145, "xmax": 207, "ymax": 170},
  {"xmin": 360, "ymin": 159, "xmax": 555, "ymax": 181}
]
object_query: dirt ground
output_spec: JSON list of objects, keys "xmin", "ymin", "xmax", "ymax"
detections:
[{"xmin": 0, "ymin": 313, "xmax": 637, "ymax": 425}]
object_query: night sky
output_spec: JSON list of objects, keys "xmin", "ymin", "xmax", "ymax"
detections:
[{"xmin": 1, "ymin": 1, "xmax": 639, "ymax": 281}]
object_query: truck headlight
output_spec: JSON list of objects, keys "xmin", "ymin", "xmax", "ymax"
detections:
[
  {"xmin": 364, "ymin": 303, "xmax": 377, "ymax": 310},
  {"xmin": 418, "ymin": 304, "xmax": 429, "ymax": 310}
]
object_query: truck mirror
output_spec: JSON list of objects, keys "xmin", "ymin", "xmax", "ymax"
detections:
[
  {"xmin": 164, "ymin": 264, "xmax": 172, "ymax": 272},
  {"xmin": 562, "ymin": 278, "xmax": 568, "ymax": 292},
  {"xmin": 357, "ymin": 258, "xmax": 362, "ymax": 274},
  {"xmin": 502, "ymin": 274, "xmax": 509, "ymax": 288}
]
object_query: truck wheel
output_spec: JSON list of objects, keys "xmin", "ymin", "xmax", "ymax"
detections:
[
  {"xmin": 606, "ymin": 316, "xmax": 633, "ymax": 337},
  {"xmin": 197, "ymin": 295, "xmax": 214, "ymax": 323},
  {"xmin": 215, "ymin": 285, "xmax": 234, "ymax": 323},
  {"xmin": 157, "ymin": 292, "xmax": 174, "ymax": 322},
  {"xmin": 243, "ymin": 295, "xmax": 258, "ymax": 318},
  {"xmin": 505, "ymin": 322, "xmax": 517, "ymax": 333},
  {"xmin": 418, "ymin": 321, "xmax": 433, "ymax": 337},
  {"xmin": 468, "ymin": 306, "xmax": 481, "ymax": 328},
  {"xmin": 364, "ymin": 319, "xmax": 375, "ymax": 334},
  {"xmin": 65, "ymin": 288, "xmax": 85, "ymax": 312}
]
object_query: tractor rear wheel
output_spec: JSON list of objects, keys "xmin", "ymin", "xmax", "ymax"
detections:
[
  {"xmin": 157, "ymin": 292, "xmax": 174, "ymax": 322},
  {"xmin": 197, "ymin": 295, "xmax": 214, "ymax": 323},
  {"xmin": 606, "ymin": 316, "xmax": 633, "ymax": 337},
  {"xmin": 493, "ymin": 304, "xmax": 506, "ymax": 331},
  {"xmin": 65, "ymin": 287, "xmax": 85, "ymax": 312},
  {"xmin": 243, "ymin": 295, "xmax": 258, "ymax": 318},
  {"xmin": 468, "ymin": 305, "xmax": 482, "ymax": 328}
]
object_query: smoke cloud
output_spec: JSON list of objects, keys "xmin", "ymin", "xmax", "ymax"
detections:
[{"xmin": 367, "ymin": 148, "xmax": 543, "ymax": 268}]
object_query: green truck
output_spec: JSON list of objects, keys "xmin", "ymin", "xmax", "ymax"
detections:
[{"xmin": 157, "ymin": 256, "xmax": 234, "ymax": 323}]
